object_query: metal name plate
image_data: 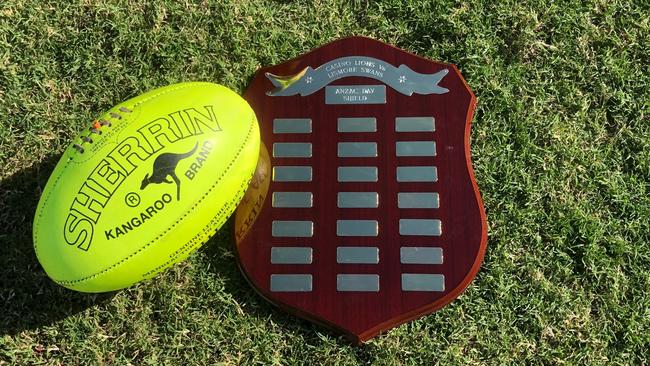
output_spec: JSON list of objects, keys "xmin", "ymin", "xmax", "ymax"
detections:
[
  {"xmin": 270, "ymin": 274, "xmax": 313, "ymax": 292},
  {"xmin": 337, "ymin": 247, "xmax": 380, "ymax": 264},
  {"xmin": 396, "ymin": 141, "xmax": 436, "ymax": 157},
  {"xmin": 398, "ymin": 192, "xmax": 439, "ymax": 208},
  {"xmin": 401, "ymin": 274, "xmax": 445, "ymax": 292},
  {"xmin": 326, "ymin": 85, "xmax": 386, "ymax": 105},
  {"xmin": 400, "ymin": 247, "xmax": 443, "ymax": 264},
  {"xmin": 338, "ymin": 117, "xmax": 377, "ymax": 133},
  {"xmin": 397, "ymin": 166, "xmax": 438, "ymax": 182},
  {"xmin": 337, "ymin": 192, "xmax": 379, "ymax": 208},
  {"xmin": 337, "ymin": 220, "xmax": 379, "ymax": 237},
  {"xmin": 338, "ymin": 167, "xmax": 378, "ymax": 182},
  {"xmin": 337, "ymin": 274, "xmax": 380, "ymax": 292},
  {"xmin": 273, "ymin": 143, "xmax": 312, "ymax": 158},
  {"xmin": 272, "ymin": 192, "xmax": 313, "ymax": 208},
  {"xmin": 395, "ymin": 117, "xmax": 435, "ymax": 132},
  {"xmin": 273, "ymin": 166, "xmax": 313, "ymax": 182},
  {"xmin": 399, "ymin": 219, "xmax": 442, "ymax": 236},
  {"xmin": 338, "ymin": 142, "xmax": 378, "ymax": 157},
  {"xmin": 271, "ymin": 247, "xmax": 313, "ymax": 264},
  {"xmin": 272, "ymin": 220, "xmax": 314, "ymax": 237},
  {"xmin": 235, "ymin": 36, "xmax": 487, "ymax": 344},
  {"xmin": 273, "ymin": 118, "xmax": 312, "ymax": 134}
]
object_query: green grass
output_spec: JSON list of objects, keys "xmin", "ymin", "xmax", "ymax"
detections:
[{"xmin": 1, "ymin": 0, "xmax": 649, "ymax": 364}]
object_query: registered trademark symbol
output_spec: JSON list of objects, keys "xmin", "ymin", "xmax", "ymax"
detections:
[{"xmin": 125, "ymin": 192, "xmax": 141, "ymax": 207}]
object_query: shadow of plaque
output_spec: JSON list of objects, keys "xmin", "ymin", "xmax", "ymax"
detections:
[{"xmin": 233, "ymin": 36, "xmax": 487, "ymax": 343}]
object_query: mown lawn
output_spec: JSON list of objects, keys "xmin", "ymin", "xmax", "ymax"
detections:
[{"xmin": 1, "ymin": 0, "xmax": 648, "ymax": 364}]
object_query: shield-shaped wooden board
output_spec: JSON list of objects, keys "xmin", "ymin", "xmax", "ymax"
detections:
[{"xmin": 234, "ymin": 36, "xmax": 487, "ymax": 343}]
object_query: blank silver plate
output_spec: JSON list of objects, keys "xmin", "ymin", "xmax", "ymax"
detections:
[
  {"xmin": 271, "ymin": 247, "xmax": 313, "ymax": 264},
  {"xmin": 272, "ymin": 221, "xmax": 314, "ymax": 237},
  {"xmin": 396, "ymin": 141, "xmax": 436, "ymax": 156},
  {"xmin": 400, "ymin": 247, "xmax": 443, "ymax": 264},
  {"xmin": 273, "ymin": 166, "xmax": 313, "ymax": 182},
  {"xmin": 399, "ymin": 219, "xmax": 442, "ymax": 236},
  {"xmin": 396, "ymin": 166, "xmax": 438, "ymax": 182},
  {"xmin": 273, "ymin": 143, "xmax": 312, "ymax": 158},
  {"xmin": 337, "ymin": 220, "xmax": 378, "ymax": 236},
  {"xmin": 398, "ymin": 192, "xmax": 439, "ymax": 208},
  {"xmin": 270, "ymin": 274, "xmax": 313, "ymax": 292},
  {"xmin": 337, "ymin": 247, "xmax": 379, "ymax": 264},
  {"xmin": 337, "ymin": 192, "xmax": 378, "ymax": 208},
  {"xmin": 273, "ymin": 118, "xmax": 312, "ymax": 134},
  {"xmin": 337, "ymin": 167, "xmax": 378, "ymax": 182},
  {"xmin": 338, "ymin": 142, "xmax": 377, "ymax": 157},
  {"xmin": 401, "ymin": 274, "xmax": 445, "ymax": 291},
  {"xmin": 338, "ymin": 117, "xmax": 377, "ymax": 133},
  {"xmin": 272, "ymin": 192, "xmax": 313, "ymax": 208},
  {"xmin": 337, "ymin": 274, "xmax": 380, "ymax": 292},
  {"xmin": 395, "ymin": 117, "xmax": 435, "ymax": 132}
]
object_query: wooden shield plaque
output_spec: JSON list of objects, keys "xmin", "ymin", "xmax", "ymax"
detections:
[{"xmin": 234, "ymin": 36, "xmax": 487, "ymax": 343}]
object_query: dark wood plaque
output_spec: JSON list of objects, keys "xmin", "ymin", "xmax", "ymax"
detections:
[{"xmin": 234, "ymin": 36, "xmax": 487, "ymax": 343}]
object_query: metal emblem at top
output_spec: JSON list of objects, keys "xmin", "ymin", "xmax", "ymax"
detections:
[
  {"xmin": 234, "ymin": 36, "xmax": 487, "ymax": 343},
  {"xmin": 265, "ymin": 56, "xmax": 450, "ymax": 98}
]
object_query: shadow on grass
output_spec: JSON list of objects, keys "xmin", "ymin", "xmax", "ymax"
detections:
[
  {"xmin": 0, "ymin": 155, "xmax": 115, "ymax": 336},
  {"xmin": 0, "ymin": 154, "xmax": 357, "ymax": 349}
]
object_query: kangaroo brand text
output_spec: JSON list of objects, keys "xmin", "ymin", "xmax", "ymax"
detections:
[
  {"xmin": 104, "ymin": 193, "xmax": 173, "ymax": 240},
  {"xmin": 185, "ymin": 141, "xmax": 214, "ymax": 180}
]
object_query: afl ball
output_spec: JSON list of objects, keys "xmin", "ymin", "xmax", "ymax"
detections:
[{"xmin": 33, "ymin": 82, "xmax": 260, "ymax": 292}]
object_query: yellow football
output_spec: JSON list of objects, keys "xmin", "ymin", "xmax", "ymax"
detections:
[{"xmin": 33, "ymin": 82, "xmax": 260, "ymax": 292}]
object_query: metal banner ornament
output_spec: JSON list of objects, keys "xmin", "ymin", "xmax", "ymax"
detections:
[
  {"xmin": 234, "ymin": 36, "xmax": 487, "ymax": 343},
  {"xmin": 265, "ymin": 56, "xmax": 450, "ymax": 97}
]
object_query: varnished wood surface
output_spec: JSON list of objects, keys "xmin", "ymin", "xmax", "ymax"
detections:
[{"xmin": 234, "ymin": 36, "xmax": 487, "ymax": 343}]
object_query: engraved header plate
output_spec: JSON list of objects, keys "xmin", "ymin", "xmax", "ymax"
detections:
[
  {"xmin": 326, "ymin": 85, "xmax": 386, "ymax": 105},
  {"xmin": 235, "ymin": 36, "xmax": 487, "ymax": 344}
]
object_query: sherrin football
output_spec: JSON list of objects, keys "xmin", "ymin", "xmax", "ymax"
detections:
[{"xmin": 33, "ymin": 82, "xmax": 260, "ymax": 293}]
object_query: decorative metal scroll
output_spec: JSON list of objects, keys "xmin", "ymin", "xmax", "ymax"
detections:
[{"xmin": 266, "ymin": 56, "xmax": 449, "ymax": 97}]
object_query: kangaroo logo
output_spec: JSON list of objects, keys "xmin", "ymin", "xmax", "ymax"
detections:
[{"xmin": 140, "ymin": 143, "xmax": 198, "ymax": 200}]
